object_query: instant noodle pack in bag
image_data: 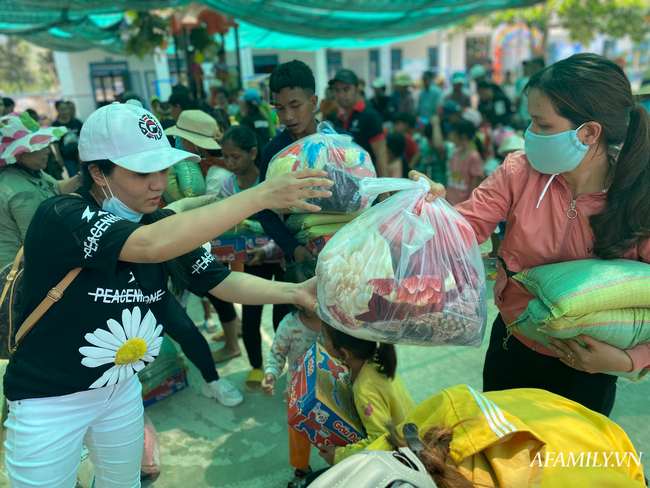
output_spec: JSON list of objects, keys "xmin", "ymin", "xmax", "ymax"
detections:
[
  {"xmin": 265, "ymin": 122, "xmax": 376, "ymax": 214},
  {"xmin": 317, "ymin": 178, "xmax": 487, "ymax": 346}
]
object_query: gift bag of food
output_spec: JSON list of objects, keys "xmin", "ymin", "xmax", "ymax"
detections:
[
  {"xmin": 265, "ymin": 122, "xmax": 376, "ymax": 214},
  {"xmin": 317, "ymin": 177, "xmax": 487, "ymax": 346}
]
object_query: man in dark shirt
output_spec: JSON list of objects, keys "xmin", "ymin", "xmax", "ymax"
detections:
[
  {"xmin": 330, "ymin": 69, "xmax": 388, "ymax": 180},
  {"xmin": 258, "ymin": 60, "xmax": 349, "ymax": 263},
  {"xmin": 477, "ymin": 81, "xmax": 514, "ymax": 128},
  {"xmin": 370, "ymin": 77, "xmax": 391, "ymax": 122},
  {"xmin": 239, "ymin": 89, "xmax": 272, "ymax": 146},
  {"xmin": 52, "ymin": 100, "xmax": 83, "ymax": 177}
]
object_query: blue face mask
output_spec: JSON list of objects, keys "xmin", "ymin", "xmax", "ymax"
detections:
[
  {"xmin": 524, "ymin": 123, "xmax": 589, "ymax": 175},
  {"xmin": 524, "ymin": 123, "xmax": 589, "ymax": 208},
  {"xmin": 101, "ymin": 173, "xmax": 144, "ymax": 223}
]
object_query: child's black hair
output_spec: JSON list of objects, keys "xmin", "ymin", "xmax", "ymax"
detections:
[
  {"xmin": 168, "ymin": 92, "xmax": 194, "ymax": 110},
  {"xmin": 322, "ymin": 323, "xmax": 397, "ymax": 380},
  {"xmin": 424, "ymin": 122, "xmax": 433, "ymax": 139},
  {"xmin": 269, "ymin": 60, "xmax": 315, "ymax": 98},
  {"xmin": 451, "ymin": 119, "xmax": 476, "ymax": 140},
  {"xmin": 386, "ymin": 133, "xmax": 406, "ymax": 157},
  {"xmin": 221, "ymin": 125, "xmax": 261, "ymax": 167},
  {"xmin": 285, "ymin": 259, "xmax": 317, "ymax": 284},
  {"xmin": 476, "ymin": 80, "xmax": 492, "ymax": 91},
  {"xmin": 392, "ymin": 112, "xmax": 416, "ymax": 128}
]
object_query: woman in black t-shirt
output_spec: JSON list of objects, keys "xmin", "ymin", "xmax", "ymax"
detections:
[{"xmin": 3, "ymin": 101, "xmax": 333, "ymax": 487}]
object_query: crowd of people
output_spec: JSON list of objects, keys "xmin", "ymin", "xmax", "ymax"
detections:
[{"xmin": 0, "ymin": 52, "xmax": 649, "ymax": 488}]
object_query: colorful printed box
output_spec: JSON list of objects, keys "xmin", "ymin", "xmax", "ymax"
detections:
[
  {"xmin": 288, "ymin": 342, "xmax": 365, "ymax": 447},
  {"xmin": 210, "ymin": 235, "xmax": 282, "ymax": 264},
  {"xmin": 141, "ymin": 370, "xmax": 189, "ymax": 408}
]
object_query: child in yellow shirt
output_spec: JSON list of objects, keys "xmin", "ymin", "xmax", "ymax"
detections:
[{"xmin": 318, "ymin": 323, "xmax": 415, "ymax": 466}]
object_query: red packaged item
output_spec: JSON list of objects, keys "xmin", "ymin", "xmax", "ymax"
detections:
[{"xmin": 317, "ymin": 178, "xmax": 487, "ymax": 346}]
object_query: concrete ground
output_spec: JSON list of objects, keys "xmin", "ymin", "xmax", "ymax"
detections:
[{"xmin": 1, "ymin": 278, "xmax": 648, "ymax": 487}]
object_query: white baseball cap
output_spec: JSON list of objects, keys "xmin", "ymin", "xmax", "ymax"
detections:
[
  {"xmin": 79, "ymin": 101, "xmax": 200, "ymax": 172},
  {"xmin": 307, "ymin": 448, "xmax": 437, "ymax": 488}
]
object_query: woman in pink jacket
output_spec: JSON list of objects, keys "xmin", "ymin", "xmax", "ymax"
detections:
[{"xmin": 412, "ymin": 53, "xmax": 650, "ymax": 417}]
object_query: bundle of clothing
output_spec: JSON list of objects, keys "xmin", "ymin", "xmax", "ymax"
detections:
[{"xmin": 317, "ymin": 178, "xmax": 488, "ymax": 346}]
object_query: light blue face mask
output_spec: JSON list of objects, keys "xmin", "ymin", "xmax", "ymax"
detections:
[
  {"xmin": 101, "ymin": 172, "xmax": 144, "ymax": 223},
  {"xmin": 524, "ymin": 123, "xmax": 589, "ymax": 208}
]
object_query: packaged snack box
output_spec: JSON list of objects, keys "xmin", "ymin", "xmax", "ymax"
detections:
[
  {"xmin": 288, "ymin": 342, "xmax": 365, "ymax": 447},
  {"xmin": 210, "ymin": 235, "xmax": 282, "ymax": 264}
]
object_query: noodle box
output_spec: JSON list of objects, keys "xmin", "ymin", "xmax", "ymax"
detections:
[
  {"xmin": 142, "ymin": 370, "xmax": 189, "ymax": 408},
  {"xmin": 288, "ymin": 342, "xmax": 365, "ymax": 448},
  {"xmin": 210, "ymin": 235, "xmax": 282, "ymax": 264}
]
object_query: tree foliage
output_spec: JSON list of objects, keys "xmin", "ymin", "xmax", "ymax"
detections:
[
  {"xmin": 122, "ymin": 12, "xmax": 170, "ymax": 59},
  {"xmin": 0, "ymin": 37, "xmax": 58, "ymax": 94},
  {"xmin": 453, "ymin": 0, "xmax": 650, "ymax": 46}
]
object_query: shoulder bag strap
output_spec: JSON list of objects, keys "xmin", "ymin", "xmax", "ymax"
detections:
[
  {"xmin": 14, "ymin": 267, "xmax": 82, "ymax": 345},
  {"xmin": 0, "ymin": 247, "xmax": 24, "ymax": 308}
]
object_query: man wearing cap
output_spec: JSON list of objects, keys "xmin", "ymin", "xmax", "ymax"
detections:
[
  {"xmin": 390, "ymin": 71, "xmax": 415, "ymax": 116},
  {"xmin": 370, "ymin": 77, "xmax": 391, "ymax": 122},
  {"xmin": 445, "ymin": 72, "xmax": 472, "ymax": 109},
  {"xmin": 239, "ymin": 89, "xmax": 273, "ymax": 145},
  {"xmin": 2, "ymin": 100, "xmax": 331, "ymax": 486},
  {"xmin": 330, "ymin": 69, "xmax": 389, "ymax": 181},
  {"xmin": 418, "ymin": 71, "xmax": 442, "ymax": 120}
]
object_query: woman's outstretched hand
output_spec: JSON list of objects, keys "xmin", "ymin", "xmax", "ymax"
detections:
[
  {"xmin": 409, "ymin": 170, "xmax": 446, "ymax": 202},
  {"xmin": 256, "ymin": 169, "xmax": 333, "ymax": 213}
]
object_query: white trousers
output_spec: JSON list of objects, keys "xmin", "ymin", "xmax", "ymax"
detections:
[{"xmin": 4, "ymin": 375, "xmax": 144, "ymax": 488}]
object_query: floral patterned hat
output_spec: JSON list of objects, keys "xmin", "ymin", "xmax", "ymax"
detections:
[{"xmin": 0, "ymin": 112, "xmax": 67, "ymax": 166}]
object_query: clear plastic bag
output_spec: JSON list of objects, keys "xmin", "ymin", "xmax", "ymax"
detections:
[
  {"xmin": 317, "ymin": 177, "xmax": 487, "ymax": 346},
  {"xmin": 266, "ymin": 122, "xmax": 376, "ymax": 214}
]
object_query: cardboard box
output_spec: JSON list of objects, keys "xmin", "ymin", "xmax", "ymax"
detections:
[
  {"xmin": 142, "ymin": 370, "xmax": 189, "ymax": 408},
  {"xmin": 210, "ymin": 235, "xmax": 283, "ymax": 264},
  {"xmin": 288, "ymin": 342, "xmax": 365, "ymax": 448}
]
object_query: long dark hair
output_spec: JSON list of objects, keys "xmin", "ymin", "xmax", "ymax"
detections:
[
  {"xmin": 526, "ymin": 53, "xmax": 650, "ymax": 258},
  {"xmin": 221, "ymin": 125, "xmax": 261, "ymax": 167},
  {"xmin": 385, "ymin": 422, "xmax": 483, "ymax": 488},
  {"xmin": 322, "ymin": 323, "xmax": 397, "ymax": 380},
  {"xmin": 81, "ymin": 159, "xmax": 191, "ymax": 292}
]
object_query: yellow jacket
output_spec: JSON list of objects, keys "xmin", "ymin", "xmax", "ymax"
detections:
[
  {"xmin": 368, "ymin": 385, "xmax": 645, "ymax": 487},
  {"xmin": 334, "ymin": 362, "xmax": 415, "ymax": 464}
]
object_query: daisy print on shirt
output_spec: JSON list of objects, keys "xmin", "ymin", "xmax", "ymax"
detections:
[{"xmin": 80, "ymin": 306, "xmax": 163, "ymax": 389}]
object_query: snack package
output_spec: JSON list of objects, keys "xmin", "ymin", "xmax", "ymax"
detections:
[
  {"xmin": 288, "ymin": 342, "xmax": 365, "ymax": 447},
  {"xmin": 317, "ymin": 178, "xmax": 487, "ymax": 346},
  {"xmin": 266, "ymin": 122, "xmax": 376, "ymax": 214}
]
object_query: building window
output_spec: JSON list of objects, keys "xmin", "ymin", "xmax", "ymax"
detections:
[
  {"xmin": 391, "ymin": 48, "xmax": 402, "ymax": 72},
  {"xmin": 428, "ymin": 47, "xmax": 439, "ymax": 74},
  {"xmin": 369, "ymin": 49, "xmax": 380, "ymax": 81},
  {"xmin": 90, "ymin": 62, "xmax": 130, "ymax": 106},
  {"xmin": 253, "ymin": 55, "xmax": 279, "ymax": 74},
  {"xmin": 327, "ymin": 50, "xmax": 342, "ymax": 81},
  {"xmin": 465, "ymin": 36, "xmax": 490, "ymax": 70}
]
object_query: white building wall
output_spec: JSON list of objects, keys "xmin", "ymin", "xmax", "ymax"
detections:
[{"xmin": 53, "ymin": 49, "xmax": 156, "ymax": 120}]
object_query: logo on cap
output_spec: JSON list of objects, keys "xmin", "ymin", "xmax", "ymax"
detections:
[{"xmin": 138, "ymin": 114, "xmax": 163, "ymax": 140}]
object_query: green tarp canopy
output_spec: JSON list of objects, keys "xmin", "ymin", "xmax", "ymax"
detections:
[{"xmin": 0, "ymin": 0, "xmax": 541, "ymax": 52}]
